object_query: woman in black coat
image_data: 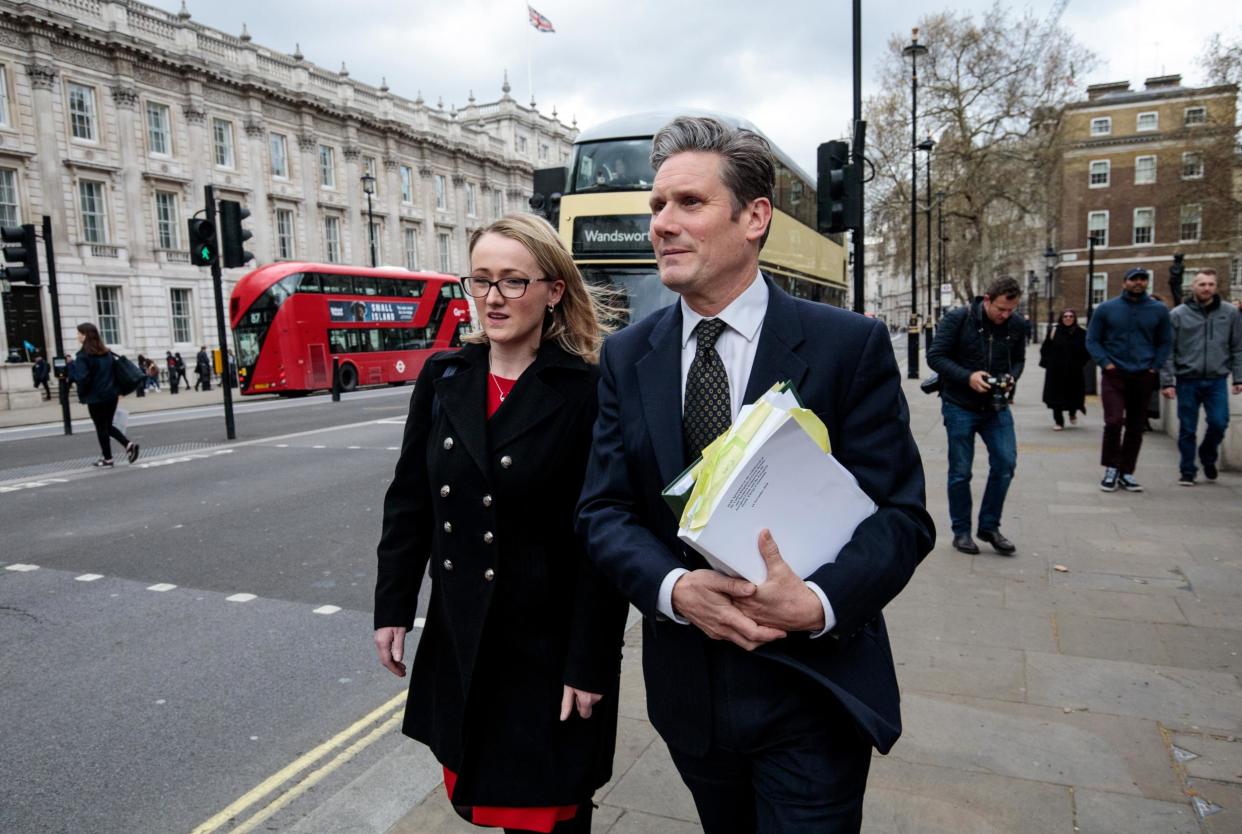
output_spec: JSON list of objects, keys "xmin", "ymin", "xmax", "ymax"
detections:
[
  {"xmin": 67, "ymin": 322, "xmax": 139, "ymax": 467},
  {"xmin": 374, "ymin": 214, "xmax": 628, "ymax": 833},
  {"xmin": 1040, "ymin": 308, "xmax": 1090, "ymax": 430}
]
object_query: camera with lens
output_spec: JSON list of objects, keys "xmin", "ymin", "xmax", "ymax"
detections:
[{"xmin": 985, "ymin": 373, "xmax": 1015, "ymax": 411}]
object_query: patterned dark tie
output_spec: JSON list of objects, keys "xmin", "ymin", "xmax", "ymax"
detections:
[{"xmin": 683, "ymin": 318, "xmax": 731, "ymax": 461}]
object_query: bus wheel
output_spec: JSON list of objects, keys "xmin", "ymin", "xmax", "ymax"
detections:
[{"xmin": 338, "ymin": 363, "xmax": 359, "ymax": 392}]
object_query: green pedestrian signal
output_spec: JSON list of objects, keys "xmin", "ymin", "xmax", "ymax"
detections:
[{"xmin": 187, "ymin": 218, "xmax": 217, "ymax": 266}]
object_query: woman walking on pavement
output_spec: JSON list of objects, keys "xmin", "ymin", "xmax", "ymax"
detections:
[
  {"xmin": 67, "ymin": 322, "xmax": 139, "ymax": 468},
  {"xmin": 1041, "ymin": 308, "xmax": 1091, "ymax": 430},
  {"xmin": 374, "ymin": 214, "xmax": 628, "ymax": 833}
]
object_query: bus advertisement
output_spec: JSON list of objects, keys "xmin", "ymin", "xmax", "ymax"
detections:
[
  {"xmin": 228, "ymin": 262, "xmax": 472, "ymax": 396},
  {"xmin": 548, "ymin": 110, "xmax": 849, "ymax": 324}
]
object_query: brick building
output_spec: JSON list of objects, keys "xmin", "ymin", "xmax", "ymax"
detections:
[
  {"xmin": 1051, "ymin": 75, "xmax": 1239, "ymax": 320},
  {"xmin": 0, "ymin": 0, "xmax": 575, "ymax": 371}
]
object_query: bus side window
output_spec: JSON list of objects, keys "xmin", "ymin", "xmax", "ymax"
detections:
[
  {"xmin": 322, "ymin": 274, "xmax": 354, "ymax": 295},
  {"xmin": 356, "ymin": 276, "xmax": 379, "ymax": 296},
  {"xmin": 299, "ymin": 273, "xmax": 321, "ymax": 293},
  {"xmin": 367, "ymin": 329, "xmax": 383, "ymax": 352}
]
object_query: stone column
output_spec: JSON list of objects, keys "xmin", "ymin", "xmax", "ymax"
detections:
[
  {"xmin": 383, "ymin": 155, "xmax": 402, "ymax": 266},
  {"xmin": 342, "ymin": 143, "xmax": 363, "ymax": 266},
  {"xmin": 297, "ymin": 132, "xmax": 320, "ymax": 261},
  {"xmin": 109, "ymin": 83, "xmax": 147, "ymax": 267},
  {"xmin": 23, "ymin": 62, "xmax": 67, "ymax": 246},
  {"xmin": 182, "ymin": 100, "xmax": 209, "ymax": 217},
  {"xmin": 243, "ymin": 116, "xmax": 271, "ymax": 262}
]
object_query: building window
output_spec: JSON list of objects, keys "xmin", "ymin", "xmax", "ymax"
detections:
[
  {"xmin": 368, "ymin": 218, "xmax": 382, "ymax": 263},
  {"xmin": 1087, "ymin": 211, "xmax": 1108, "ymax": 248},
  {"xmin": 1089, "ymin": 273, "xmax": 1107, "ymax": 307},
  {"xmin": 435, "ymin": 174, "xmax": 446, "ymax": 210},
  {"xmin": 1088, "ymin": 160, "xmax": 1110, "ymax": 187},
  {"xmin": 538, "ymin": 143, "xmax": 549, "ymax": 162},
  {"xmin": 403, "ymin": 226, "xmax": 419, "ymax": 271},
  {"xmin": 1134, "ymin": 155, "xmax": 1156, "ymax": 185},
  {"xmin": 1089, "ymin": 117, "xmax": 1111, "ymax": 136},
  {"xmin": 146, "ymin": 102, "xmax": 171, "ymax": 155},
  {"xmin": 275, "ymin": 208, "xmax": 295, "ymax": 259},
  {"xmin": 1133, "ymin": 207, "xmax": 1154, "ymax": 245},
  {"xmin": 67, "ymin": 82, "xmax": 97, "ymax": 141},
  {"xmin": 1179, "ymin": 205, "xmax": 1201, "ymax": 242},
  {"xmin": 1184, "ymin": 106, "xmax": 1206, "ymax": 126},
  {"xmin": 270, "ymin": 133, "xmax": 289, "ymax": 178},
  {"xmin": 492, "ymin": 189, "xmax": 503, "ymax": 218},
  {"xmin": 363, "ymin": 157, "xmax": 378, "ymax": 196},
  {"xmin": 0, "ymin": 168, "xmax": 19, "ymax": 227},
  {"xmin": 78, "ymin": 180, "xmax": 107, "ymax": 243},
  {"xmin": 1232, "ymin": 257, "xmax": 1242, "ymax": 295},
  {"xmin": 154, "ymin": 191, "xmax": 179, "ymax": 249},
  {"xmin": 400, "ymin": 165, "xmax": 413, "ymax": 203},
  {"xmin": 0, "ymin": 66, "xmax": 10, "ymax": 127},
  {"xmin": 95, "ymin": 285, "xmax": 122, "ymax": 344},
  {"xmin": 465, "ymin": 182, "xmax": 477, "ymax": 216},
  {"xmin": 438, "ymin": 231, "xmax": 452, "ymax": 272},
  {"xmin": 1136, "ymin": 111, "xmax": 1158, "ymax": 132},
  {"xmin": 1181, "ymin": 152, "xmax": 1204, "ymax": 179},
  {"xmin": 319, "ymin": 145, "xmax": 335, "ymax": 189},
  {"xmin": 516, "ymin": 135, "xmax": 528, "ymax": 153},
  {"xmin": 169, "ymin": 288, "xmax": 193, "ymax": 344},
  {"xmin": 324, "ymin": 216, "xmax": 341, "ymax": 263},
  {"xmin": 213, "ymin": 119, "xmax": 234, "ymax": 168}
]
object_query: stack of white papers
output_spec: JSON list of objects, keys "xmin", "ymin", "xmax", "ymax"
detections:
[{"xmin": 663, "ymin": 383, "xmax": 877, "ymax": 584}]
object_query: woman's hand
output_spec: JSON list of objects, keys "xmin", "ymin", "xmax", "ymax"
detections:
[
  {"xmin": 560, "ymin": 685, "xmax": 602, "ymax": 721},
  {"xmin": 374, "ymin": 627, "xmax": 408, "ymax": 677}
]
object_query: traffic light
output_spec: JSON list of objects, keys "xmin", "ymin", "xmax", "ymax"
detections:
[
  {"xmin": 219, "ymin": 200, "xmax": 254, "ymax": 268},
  {"xmin": 816, "ymin": 141, "xmax": 862, "ymax": 235},
  {"xmin": 187, "ymin": 217, "xmax": 217, "ymax": 266},
  {"xmin": 1, "ymin": 224, "xmax": 40, "ymax": 284}
]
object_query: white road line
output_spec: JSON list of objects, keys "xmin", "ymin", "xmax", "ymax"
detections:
[
  {"xmin": 413, "ymin": 617, "xmax": 426, "ymax": 628},
  {"xmin": 386, "ymin": 446, "xmax": 399, "ymax": 451},
  {"xmin": 0, "ymin": 478, "xmax": 69, "ymax": 493},
  {"xmin": 312, "ymin": 605, "xmax": 341, "ymax": 615},
  {"xmin": 375, "ymin": 418, "xmax": 406, "ymax": 425},
  {"xmin": 226, "ymin": 593, "xmax": 257, "ymax": 603},
  {"xmin": 5, "ymin": 563, "xmax": 39, "ymax": 572},
  {"xmin": 312, "ymin": 445, "xmax": 326, "ymax": 449},
  {"xmin": 147, "ymin": 583, "xmax": 177, "ymax": 592},
  {"xmin": 76, "ymin": 573, "xmax": 103, "ymax": 582},
  {"xmin": 347, "ymin": 445, "xmax": 360, "ymax": 449},
  {"xmin": 275, "ymin": 444, "xmax": 289, "ymax": 448}
]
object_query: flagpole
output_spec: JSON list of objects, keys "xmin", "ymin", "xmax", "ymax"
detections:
[{"xmin": 526, "ymin": 3, "xmax": 534, "ymax": 106}]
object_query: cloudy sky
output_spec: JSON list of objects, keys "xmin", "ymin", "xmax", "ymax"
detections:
[{"xmin": 150, "ymin": 0, "xmax": 1238, "ymax": 174}]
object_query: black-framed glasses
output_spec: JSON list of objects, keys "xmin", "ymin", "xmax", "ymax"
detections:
[{"xmin": 460, "ymin": 275, "xmax": 553, "ymax": 299}]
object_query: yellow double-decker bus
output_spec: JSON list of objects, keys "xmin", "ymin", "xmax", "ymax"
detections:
[{"xmin": 552, "ymin": 110, "xmax": 847, "ymax": 322}]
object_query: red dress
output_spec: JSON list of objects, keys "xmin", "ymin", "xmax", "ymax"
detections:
[{"xmin": 442, "ymin": 372, "xmax": 579, "ymax": 833}]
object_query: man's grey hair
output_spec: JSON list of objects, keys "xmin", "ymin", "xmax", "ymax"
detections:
[{"xmin": 650, "ymin": 116, "xmax": 775, "ymax": 247}]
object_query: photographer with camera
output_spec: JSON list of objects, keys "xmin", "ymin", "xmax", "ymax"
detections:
[{"xmin": 928, "ymin": 276, "xmax": 1027, "ymax": 556}]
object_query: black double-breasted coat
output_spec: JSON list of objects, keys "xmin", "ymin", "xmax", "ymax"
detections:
[
  {"xmin": 375, "ymin": 341, "xmax": 629, "ymax": 807},
  {"xmin": 1040, "ymin": 324, "xmax": 1089, "ymax": 414}
]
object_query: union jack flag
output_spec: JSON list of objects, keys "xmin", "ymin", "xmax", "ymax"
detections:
[{"xmin": 527, "ymin": 4, "xmax": 555, "ymax": 33}]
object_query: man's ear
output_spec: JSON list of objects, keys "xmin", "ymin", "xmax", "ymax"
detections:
[{"xmin": 745, "ymin": 198, "xmax": 773, "ymax": 243}]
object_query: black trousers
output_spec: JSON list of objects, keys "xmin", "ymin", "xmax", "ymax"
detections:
[
  {"xmin": 87, "ymin": 399, "xmax": 129, "ymax": 460},
  {"xmin": 667, "ymin": 642, "xmax": 872, "ymax": 834}
]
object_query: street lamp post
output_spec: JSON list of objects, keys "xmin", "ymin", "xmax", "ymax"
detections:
[
  {"xmin": 935, "ymin": 190, "xmax": 946, "ymax": 321},
  {"xmin": 902, "ymin": 28, "xmax": 928, "ymax": 379},
  {"xmin": 1044, "ymin": 244, "xmax": 1057, "ymax": 340},
  {"xmin": 1029, "ymin": 271, "xmax": 1041, "ymax": 341},
  {"xmin": 361, "ymin": 172, "xmax": 377, "ymax": 268},
  {"xmin": 918, "ymin": 136, "xmax": 935, "ymax": 350}
]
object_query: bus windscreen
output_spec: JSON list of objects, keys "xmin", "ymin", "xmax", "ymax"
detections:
[{"xmin": 572, "ymin": 140, "xmax": 656, "ymax": 193}]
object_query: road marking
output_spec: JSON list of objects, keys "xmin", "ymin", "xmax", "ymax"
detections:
[
  {"xmin": 5, "ymin": 563, "xmax": 38, "ymax": 572},
  {"xmin": 347, "ymin": 445, "xmax": 361, "ymax": 449},
  {"xmin": 386, "ymin": 446, "xmax": 399, "ymax": 451},
  {"xmin": 275, "ymin": 443, "xmax": 289, "ymax": 447},
  {"xmin": 76, "ymin": 573, "xmax": 103, "ymax": 582},
  {"xmin": 0, "ymin": 478, "xmax": 69, "ymax": 493},
  {"xmin": 147, "ymin": 583, "xmax": 177, "ymax": 592},
  {"xmin": 376, "ymin": 418, "xmax": 406, "ymax": 425},
  {"xmin": 190, "ymin": 690, "xmax": 407, "ymax": 834},
  {"xmin": 312, "ymin": 445, "xmax": 326, "ymax": 449},
  {"xmin": 312, "ymin": 604, "xmax": 341, "ymax": 615},
  {"xmin": 226, "ymin": 593, "xmax": 257, "ymax": 603},
  {"xmin": 413, "ymin": 617, "xmax": 426, "ymax": 628},
  {"xmin": 135, "ymin": 449, "xmax": 234, "ymax": 470}
]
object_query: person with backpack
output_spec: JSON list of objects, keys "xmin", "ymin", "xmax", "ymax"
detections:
[
  {"xmin": 67, "ymin": 322, "xmax": 139, "ymax": 468},
  {"xmin": 31, "ymin": 353, "xmax": 51, "ymax": 400}
]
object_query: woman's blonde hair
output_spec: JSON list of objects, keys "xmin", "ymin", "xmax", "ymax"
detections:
[{"xmin": 464, "ymin": 213, "xmax": 620, "ymax": 364}]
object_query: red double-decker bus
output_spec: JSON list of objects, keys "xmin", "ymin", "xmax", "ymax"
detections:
[{"xmin": 229, "ymin": 262, "xmax": 472, "ymax": 396}]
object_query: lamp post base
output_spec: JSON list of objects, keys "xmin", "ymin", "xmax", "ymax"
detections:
[{"xmin": 907, "ymin": 330, "xmax": 921, "ymax": 379}]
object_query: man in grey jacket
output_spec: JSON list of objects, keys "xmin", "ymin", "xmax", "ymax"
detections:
[{"xmin": 1160, "ymin": 268, "xmax": 1242, "ymax": 485}]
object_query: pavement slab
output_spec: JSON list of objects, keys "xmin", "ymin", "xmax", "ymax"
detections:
[
  {"xmin": 893, "ymin": 638, "xmax": 1028, "ymax": 702},
  {"xmin": 1172, "ymin": 733, "xmax": 1242, "ymax": 785},
  {"xmin": 1006, "ymin": 583, "xmax": 1190, "ymax": 624},
  {"xmin": 1185, "ymin": 778, "xmax": 1242, "ymax": 833},
  {"xmin": 1072, "ymin": 789, "xmax": 1201, "ymax": 834},
  {"xmin": 886, "ymin": 599, "xmax": 1057, "ymax": 653},
  {"xmin": 599, "ymin": 736, "xmax": 699, "ymax": 824}
]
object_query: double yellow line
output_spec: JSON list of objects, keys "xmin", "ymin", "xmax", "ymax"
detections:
[{"xmin": 190, "ymin": 690, "xmax": 408, "ymax": 834}]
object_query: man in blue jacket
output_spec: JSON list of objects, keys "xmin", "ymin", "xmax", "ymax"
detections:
[{"xmin": 1086, "ymin": 268, "xmax": 1172, "ymax": 492}]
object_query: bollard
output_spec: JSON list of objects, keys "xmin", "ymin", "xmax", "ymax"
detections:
[{"xmin": 331, "ymin": 356, "xmax": 341, "ymax": 402}]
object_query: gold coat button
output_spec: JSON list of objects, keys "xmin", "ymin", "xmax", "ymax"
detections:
[
  {"xmin": 482, "ymin": 494, "xmax": 493, "ymax": 507},
  {"xmin": 440, "ymin": 485, "xmax": 451, "ymax": 497},
  {"xmin": 500, "ymin": 455, "xmax": 512, "ymax": 469},
  {"xmin": 483, "ymin": 531, "xmax": 494, "ymax": 544},
  {"xmin": 443, "ymin": 522, "xmax": 452, "ymax": 533},
  {"xmin": 484, "ymin": 568, "xmax": 495, "ymax": 581},
  {"xmin": 443, "ymin": 559, "xmax": 454, "ymax": 571},
  {"xmin": 443, "ymin": 437, "xmax": 454, "ymax": 450}
]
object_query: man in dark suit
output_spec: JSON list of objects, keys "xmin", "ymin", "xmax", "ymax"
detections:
[{"xmin": 577, "ymin": 116, "xmax": 934, "ymax": 832}]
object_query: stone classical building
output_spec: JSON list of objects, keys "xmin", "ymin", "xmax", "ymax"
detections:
[
  {"xmin": 1051, "ymin": 75, "xmax": 1239, "ymax": 316},
  {"xmin": 0, "ymin": 0, "xmax": 575, "ymax": 366}
]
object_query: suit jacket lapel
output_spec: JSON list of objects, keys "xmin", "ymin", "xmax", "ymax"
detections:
[
  {"xmin": 434, "ymin": 345, "xmax": 490, "ymax": 476},
  {"xmin": 636, "ymin": 305, "xmax": 687, "ymax": 486},
  {"xmin": 743, "ymin": 277, "xmax": 809, "ymax": 404}
]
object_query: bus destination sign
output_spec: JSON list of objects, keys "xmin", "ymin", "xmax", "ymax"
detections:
[
  {"xmin": 572, "ymin": 214, "xmax": 652, "ymax": 258},
  {"xmin": 328, "ymin": 300, "xmax": 417, "ymax": 323}
]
